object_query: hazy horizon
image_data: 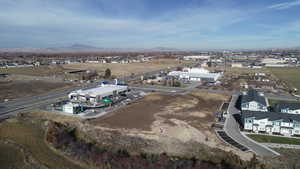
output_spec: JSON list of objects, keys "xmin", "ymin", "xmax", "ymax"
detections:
[{"xmin": 1, "ymin": 0, "xmax": 300, "ymax": 49}]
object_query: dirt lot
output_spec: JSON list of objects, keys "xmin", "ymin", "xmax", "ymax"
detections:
[
  {"xmin": 0, "ymin": 80, "xmax": 73, "ymax": 101},
  {"xmin": 89, "ymin": 92, "xmax": 253, "ymax": 160},
  {"xmin": 92, "ymin": 94, "xmax": 173, "ymax": 131},
  {"xmin": 63, "ymin": 59, "xmax": 190, "ymax": 77},
  {"xmin": 92, "ymin": 93, "xmax": 221, "ymax": 131}
]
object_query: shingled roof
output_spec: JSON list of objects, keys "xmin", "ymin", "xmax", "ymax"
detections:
[
  {"xmin": 241, "ymin": 90, "xmax": 267, "ymax": 106},
  {"xmin": 242, "ymin": 110, "xmax": 300, "ymax": 123},
  {"xmin": 274, "ymin": 103, "xmax": 300, "ymax": 112}
]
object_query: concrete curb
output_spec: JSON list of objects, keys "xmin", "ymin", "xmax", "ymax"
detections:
[{"xmin": 240, "ymin": 132, "xmax": 280, "ymax": 156}]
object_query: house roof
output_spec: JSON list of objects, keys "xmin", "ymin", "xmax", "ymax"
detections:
[
  {"xmin": 275, "ymin": 103, "xmax": 300, "ymax": 111},
  {"xmin": 242, "ymin": 110, "xmax": 300, "ymax": 123},
  {"xmin": 241, "ymin": 90, "xmax": 267, "ymax": 106}
]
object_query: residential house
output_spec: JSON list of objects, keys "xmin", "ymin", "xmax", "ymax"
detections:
[
  {"xmin": 275, "ymin": 103, "xmax": 300, "ymax": 114},
  {"xmin": 242, "ymin": 110, "xmax": 300, "ymax": 136},
  {"xmin": 241, "ymin": 90, "xmax": 268, "ymax": 112}
]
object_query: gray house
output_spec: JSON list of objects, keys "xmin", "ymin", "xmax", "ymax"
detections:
[
  {"xmin": 242, "ymin": 110, "xmax": 300, "ymax": 136},
  {"xmin": 275, "ymin": 103, "xmax": 300, "ymax": 114},
  {"xmin": 241, "ymin": 90, "xmax": 268, "ymax": 112}
]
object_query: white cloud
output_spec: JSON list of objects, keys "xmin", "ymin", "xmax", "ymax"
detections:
[{"xmin": 268, "ymin": 0, "xmax": 300, "ymax": 9}]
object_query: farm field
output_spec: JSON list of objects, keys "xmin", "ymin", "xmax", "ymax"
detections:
[
  {"xmin": 63, "ymin": 59, "xmax": 190, "ymax": 77},
  {"xmin": 268, "ymin": 67, "xmax": 300, "ymax": 94},
  {"xmin": 0, "ymin": 119, "xmax": 86, "ymax": 169}
]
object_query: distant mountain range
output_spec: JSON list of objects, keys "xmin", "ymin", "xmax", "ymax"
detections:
[
  {"xmin": 0, "ymin": 44, "xmax": 182, "ymax": 53},
  {"xmin": 0, "ymin": 44, "xmax": 299, "ymax": 53}
]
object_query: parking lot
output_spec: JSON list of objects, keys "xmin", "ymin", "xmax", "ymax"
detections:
[{"xmin": 45, "ymin": 89, "xmax": 148, "ymax": 119}]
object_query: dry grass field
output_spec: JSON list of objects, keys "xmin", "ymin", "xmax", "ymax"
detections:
[
  {"xmin": 0, "ymin": 65, "xmax": 69, "ymax": 77},
  {"xmin": 268, "ymin": 67, "xmax": 300, "ymax": 94},
  {"xmin": 0, "ymin": 80, "xmax": 73, "ymax": 101},
  {"xmin": 0, "ymin": 141, "xmax": 31, "ymax": 169},
  {"xmin": 63, "ymin": 59, "xmax": 190, "ymax": 77},
  {"xmin": 0, "ymin": 119, "xmax": 85, "ymax": 169},
  {"xmin": 264, "ymin": 148, "xmax": 300, "ymax": 169}
]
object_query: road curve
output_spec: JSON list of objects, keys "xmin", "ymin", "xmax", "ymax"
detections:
[{"xmin": 224, "ymin": 94, "xmax": 280, "ymax": 157}]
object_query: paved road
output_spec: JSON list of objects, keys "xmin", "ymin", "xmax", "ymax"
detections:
[
  {"xmin": 0, "ymin": 63, "xmax": 198, "ymax": 119},
  {"xmin": 224, "ymin": 94, "xmax": 280, "ymax": 157}
]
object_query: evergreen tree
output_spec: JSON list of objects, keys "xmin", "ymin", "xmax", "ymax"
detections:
[{"xmin": 104, "ymin": 68, "xmax": 111, "ymax": 79}]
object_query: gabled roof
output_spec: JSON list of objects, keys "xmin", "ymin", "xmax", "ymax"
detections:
[
  {"xmin": 241, "ymin": 90, "xmax": 267, "ymax": 106},
  {"xmin": 242, "ymin": 110, "xmax": 300, "ymax": 123},
  {"xmin": 275, "ymin": 103, "xmax": 300, "ymax": 111}
]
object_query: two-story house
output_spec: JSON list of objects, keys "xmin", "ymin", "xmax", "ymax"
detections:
[
  {"xmin": 241, "ymin": 90, "xmax": 268, "ymax": 112},
  {"xmin": 242, "ymin": 110, "xmax": 300, "ymax": 136},
  {"xmin": 275, "ymin": 103, "xmax": 300, "ymax": 114}
]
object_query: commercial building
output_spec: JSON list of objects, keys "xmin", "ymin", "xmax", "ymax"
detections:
[
  {"xmin": 168, "ymin": 67, "xmax": 221, "ymax": 82},
  {"xmin": 183, "ymin": 55, "xmax": 210, "ymax": 60},
  {"xmin": 68, "ymin": 84, "xmax": 128, "ymax": 105},
  {"xmin": 261, "ymin": 58, "xmax": 286, "ymax": 64},
  {"xmin": 241, "ymin": 90, "xmax": 268, "ymax": 112},
  {"xmin": 62, "ymin": 103, "xmax": 84, "ymax": 114},
  {"xmin": 231, "ymin": 63, "xmax": 243, "ymax": 68}
]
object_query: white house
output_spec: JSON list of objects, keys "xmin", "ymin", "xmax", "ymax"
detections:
[
  {"xmin": 241, "ymin": 90, "xmax": 268, "ymax": 112},
  {"xmin": 275, "ymin": 103, "xmax": 300, "ymax": 114},
  {"xmin": 62, "ymin": 103, "xmax": 83, "ymax": 114},
  {"xmin": 242, "ymin": 111, "xmax": 300, "ymax": 136}
]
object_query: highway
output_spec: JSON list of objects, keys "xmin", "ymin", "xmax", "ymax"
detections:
[
  {"xmin": 224, "ymin": 94, "xmax": 280, "ymax": 157},
  {"xmin": 0, "ymin": 63, "xmax": 198, "ymax": 120}
]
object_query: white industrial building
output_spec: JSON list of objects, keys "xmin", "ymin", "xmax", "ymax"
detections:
[
  {"xmin": 62, "ymin": 103, "xmax": 82, "ymax": 114},
  {"xmin": 183, "ymin": 55, "xmax": 210, "ymax": 60},
  {"xmin": 231, "ymin": 63, "xmax": 243, "ymax": 68},
  {"xmin": 168, "ymin": 68, "xmax": 221, "ymax": 82},
  {"xmin": 68, "ymin": 84, "xmax": 128, "ymax": 105},
  {"xmin": 261, "ymin": 58, "xmax": 286, "ymax": 64}
]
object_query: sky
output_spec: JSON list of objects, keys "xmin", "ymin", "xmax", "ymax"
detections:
[{"xmin": 0, "ymin": 0, "xmax": 300, "ymax": 49}]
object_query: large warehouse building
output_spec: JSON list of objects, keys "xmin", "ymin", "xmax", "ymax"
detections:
[
  {"xmin": 68, "ymin": 84, "xmax": 128, "ymax": 105},
  {"xmin": 168, "ymin": 67, "xmax": 222, "ymax": 82}
]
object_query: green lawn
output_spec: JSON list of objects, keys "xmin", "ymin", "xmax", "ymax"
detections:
[
  {"xmin": 247, "ymin": 134, "xmax": 300, "ymax": 145},
  {"xmin": 268, "ymin": 98, "xmax": 300, "ymax": 107},
  {"xmin": 268, "ymin": 67, "xmax": 300, "ymax": 94}
]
